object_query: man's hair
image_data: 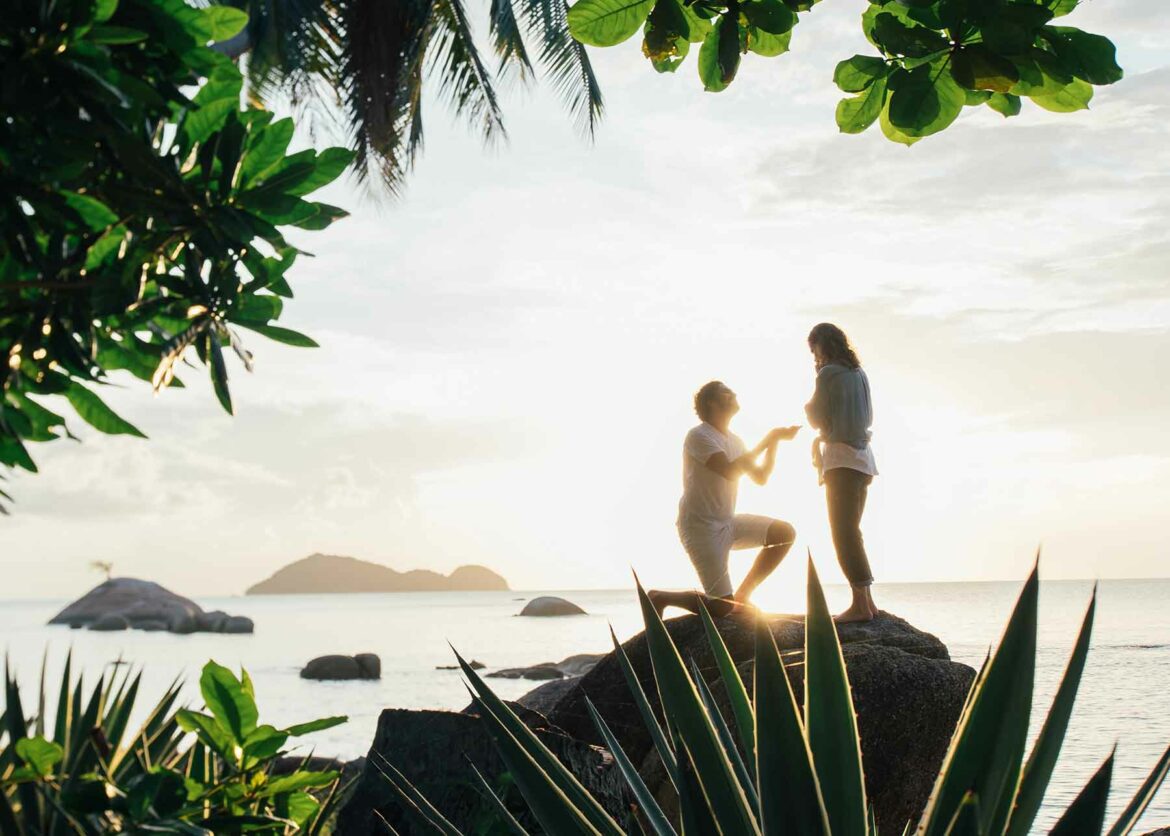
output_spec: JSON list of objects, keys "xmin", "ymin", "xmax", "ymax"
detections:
[{"xmin": 694, "ymin": 381, "xmax": 725, "ymax": 421}]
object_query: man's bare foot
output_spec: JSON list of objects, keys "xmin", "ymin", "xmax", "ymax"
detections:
[
  {"xmin": 833, "ymin": 603, "xmax": 875, "ymax": 624},
  {"xmin": 647, "ymin": 589, "xmax": 669, "ymax": 618}
]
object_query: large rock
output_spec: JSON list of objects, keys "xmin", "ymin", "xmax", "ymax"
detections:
[
  {"xmin": 545, "ymin": 611, "xmax": 975, "ymax": 835},
  {"xmin": 48, "ymin": 578, "xmax": 254, "ymax": 636},
  {"xmin": 336, "ymin": 709, "xmax": 629, "ymax": 834},
  {"xmin": 487, "ymin": 652, "xmax": 605, "ymax": 681},
  {"xmin": 300, "ymin": 654, "xmax": 381, "ymax": 681},
  {"xmin": 517, "ymin": 596, "xmax": 587, "ymax": 617},
  {"xmin": 516, "ymin": 677, "xmax": 583, "ymax": 716}
]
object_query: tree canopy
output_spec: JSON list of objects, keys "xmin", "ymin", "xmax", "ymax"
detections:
[
  {"xmin": 565, "ymin": 0, "xmax": 1123, "ymax": 142},
  {"xmin": 0, "ymin": 0, "xmax": 351, "ymax": 511}
]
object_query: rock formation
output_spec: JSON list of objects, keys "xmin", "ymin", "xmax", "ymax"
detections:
[
  {"xmin": 246, "ymin": 554, "xmax": 509, "ymax": 595},
  {"xmin": 486, "ymin": 652, "xmax": 605, "ymax": 680},
  {"xmin": 300, "ymin": 653, "xmax": 382, "ymax": 681},
  {"xmin": 517, "ymin": 596, "xmax": 587, "ymax": 617},
  {"xmin": 542, "ymin": 611, "xmax": 974, "ymax": 835},
  {"xmin": 336, "ymin": 709, "xmax": 629, "ymax": 834},
  {"xmin": 48, "ymin": 579, "xmax": 254, "ymax": 635}
]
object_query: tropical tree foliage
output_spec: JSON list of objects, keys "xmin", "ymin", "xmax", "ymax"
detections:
[
  {"xmin": 386, "ymin": 560, "xmax": 1170, "ymax": 834},
  {"xmin": 0, "ymin": 0, "xmax": 352, "ymax": 511},
  {"xmin": 1, "ymin": 655, "xmax": 349, "ymax": 834},
  {"xmin": 224, "ymin": 0, "xmax": 604, "ymax": 190},
  {"xmin": 565, "ymin": 0, "xmax": 1124, "ymax": 144}
]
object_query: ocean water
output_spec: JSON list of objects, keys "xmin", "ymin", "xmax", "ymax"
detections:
[{"xmin": 2, "ymin": 579, "xmax": 1168, "ymax": 832}]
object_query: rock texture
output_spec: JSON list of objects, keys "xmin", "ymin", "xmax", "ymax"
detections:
[
  {"xmin": 300, "ymin": 654, "xmax": 382, "ymax": 681},
  {"xmin": 517, "ymin": 596, "xmax": 587, "ymax": 617},
  {"xmin": 544, "ymin": 611, "xmax": 974, "ymax": 835},
  {"xmin": 487, "ymin": 652, "xmax": 605, "ymax": 681},
  {"xmin": 49, "ymin": 579, "xmax": 253, "ymax": 635},
  {"xmin": 246, "ymin": 554, "xmax": 509, "ymax": 595},
  {"xmin": 336, "ymin": 709, "xmax": 630, "ymax": 834}
]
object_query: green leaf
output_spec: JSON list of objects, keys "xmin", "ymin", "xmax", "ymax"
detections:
[
  {"xmin": 199, "ymin": 661, "xmax": 258, "ymax": 746},
  {"xmin": 754, "ymin": 617, "xmax": 830, "ymax": 836},
  {"xmin": 742, "ymin": 0, "xmax": 796, "ymax": 36},
  {"xmin": 872, "ymin": 12, "xmax": 948, "ymax": 58},
  {"xmin": 1105, "ymin": 743, "xmax": 1170, "ymax": 836},
  {"xmin": 715, "ymin": 13, "xmax": 741, "ymax": 87},
  {"xmin": 986, "ymin": 92, "xmax": 1022, "ymax": 117},
  {"xmin": 698, "ymin": 25, "xmax": 731, "ymax": 92},
  {"xmin": 568, "ymin": 0, "xmax": 656, "ymax": 47},
  {"xmin": 634, "ymin": 582, "xmax": 758, "ymax": 833},
  {"xmin": 609, "ymin": 626, "xmax": 680, "ymax": 786},
  {"xmin": 837, "ymin": 76, "xmax": 888, "ymax": 133},
  {"xmin": 203, "ymin": 6, "xmax": 250, "ymax": 41},
  {"xmin": 1050, "ymin": 752, "xmax": 1113, "ymax": 836},
  {"xmin": 65, "ymin": 383, "xmax": 146, "ymax": 437},
  {"xmin": 585, "ymin": 699, "xmax": 676, "ymax": 836},
  {"xmin": 690, "ymin": 659, "xmax": 759, "ymax": 814},
  {"xmin": 1006, "ymin": 589, "xmax": 1096, "ymax": 836},
  {"xmin": 458, "ymin": 652, "xmax": 625, "ymax": 835},
  {"xmin": 94, "ymin": 0, "xmax": 118, "ymax": 22},
  {"xmin": 887, "ymin": 62, "xmax": 965, "ymax": 138},
  {"xmin": 242, "ymin": 724, "xmax": 289, "ymax": 760},
  {"xmin": 373, "ymin": 755, "xmax": 465, "ymax": 835},
  {"xmin": 1050, "ymin": 0, "xmax": 1078, "ymax": 17},
  {"xmin": 175, "ymin": 709, "xmax": 235, "ymax": 760},
  {"xmin": 14, "ymin": 737, "xmax": 63, "ymax": 777},
  {"xmin": 918, "ymin": 565, "xmax": 1039, "ymax": 836},
  {"xmin": 747, "ymin": 27, "xmax": 791, "ymax": 56},
  {"xmin": 1030, "ymin": 77, "xmax": 1092, "ymax": 112},
  {"xmin": 285, "ymin": 715, "xmax": 348, "ymax": 736},
  {"xmin": 265, "ymin": 770, "xmax": 339, "ymax": 796},
  {"xmin": 61, "ymin": 191, "xmax": 118, "ymax": 231},
  {"xmin": 804, "ymin": 559, "xmax": 868, "ymax": 836},
  {"xmin": 287, "ymin": 148, "xmax": 355, "ymax": 197},
  {"xmin": 240, "ymin": 118, "xmax": 295, "ymax": 187},
  {"xmin": 184, "ymin": 99, "xmax": 238, "ymax": 146},
  {"xmin": 88, "ymin": 25, "xmax": 149, "ymax": 44},
  {"xmin": 1044, "ymin": 27, "xmax": 1123, "ymax": 85},
  {"xmin": 834, "ymin": 54, "xmax": 889, "ymax": 92},
  {"xmin": 208, "ymin": 332, "xmax": 232, "ymax": 415},
  {"xmin": 697, "ymin": 600, "xmax": 755, "ymax": 770},
  {"xmin": 951, "ymin": 44, "xmax": 1019, "ymax": 92},
  {"xmin": 981, "ymin": 3, "xmax": 1052, "ymax": 53}
]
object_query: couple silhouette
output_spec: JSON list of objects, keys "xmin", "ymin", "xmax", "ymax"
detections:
[{"xmin": 647, "ymin": 323, "xmax": 879, "ymax": 624}]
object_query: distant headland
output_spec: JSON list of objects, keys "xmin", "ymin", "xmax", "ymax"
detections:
[{"xmin": 245, "ymin": 553, "xmax": 509, "ymax": 595}]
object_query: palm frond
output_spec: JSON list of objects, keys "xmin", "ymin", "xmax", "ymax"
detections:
[
  {"xmin": 339, "ymin": 0, "xmax": 434, "ymax": 190},
  {"xmin": 430, "ymin": 0, "xmax": 508, "ymax": 143},
  {"xmin": 518, "ymin": 0, "xmax": 604, "ymax": 135},
  {"xmin": 489, "ymin": 0, "xmax": 534, "ymax": 82}
]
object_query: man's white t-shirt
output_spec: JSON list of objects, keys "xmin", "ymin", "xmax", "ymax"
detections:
[{"xmin": 677, "ymin": 423, "xmax": 746, "ymax": 527}]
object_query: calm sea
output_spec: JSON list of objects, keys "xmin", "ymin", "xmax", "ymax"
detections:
[{"xmin": 2, "ymin": 580, "xmax": 1168, "ymax": 832}]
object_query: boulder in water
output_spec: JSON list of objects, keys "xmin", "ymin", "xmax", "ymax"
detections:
[
  {"xmin": 300, "ymin": 654, "xmax": 381, "ymax": 681},
  {"xmin": 48, "ymin": 578, "xmax": 254, "ymax": 636},
  {"xmin": 486, "ymin": 652, "xmax": 604, "ymax": 681},
  {"xmin": 517, "ymin": 596, "xmax": 587, "ymax": 617}
]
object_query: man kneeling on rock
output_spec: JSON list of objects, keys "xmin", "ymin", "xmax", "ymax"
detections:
[{"xmin": 649, "ymin": 381, "xmax": 800, "ymax": 617}]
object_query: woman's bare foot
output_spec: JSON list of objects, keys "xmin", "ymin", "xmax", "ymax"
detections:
[{"xmin": 833, "ymin": 602, "xmax": 875, "ymax": 623}]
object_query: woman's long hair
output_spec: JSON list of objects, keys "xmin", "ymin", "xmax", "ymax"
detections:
[{"xmin": 808, "ymin": 323, "xmax": 861, "ymax": 369}]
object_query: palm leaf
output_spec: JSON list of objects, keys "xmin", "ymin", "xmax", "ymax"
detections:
[
  {"xmin": 1105, "ymin": 743, "xmax": 1170, "ymax": 836},
  {"xmin": 753, "ymin": 617, "xmax": 830, "ymax": 836},
  {"xmin": 430, "ymin": 0, "xmax": 507, "ymax": 142},
  {"xmin": 1050, "ymin": 751, "xmax": 1114, "ymax": 836},
  {"xmin": 1007, "ymin": 587, "xmax": 1097, "ymax": 836},
  {"xmin": 517, "ymin": 0, "xmax": 604, "ymax": 134},
  {"xmin": 489, "ymin": 0, "xmax": 534, "ymax": 80},
  {"xmin": 804, "ymin": 557, "xmax": 868, "ymax": 836}
]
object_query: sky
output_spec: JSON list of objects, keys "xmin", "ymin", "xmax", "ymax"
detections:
[{"xmin": 4, "ymin": 0, "xmax": 1170, "ymax": 601}]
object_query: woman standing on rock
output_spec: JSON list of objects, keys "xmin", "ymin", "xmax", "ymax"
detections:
[{"xmin": 805, "ymin": 323, "xmax": 879, "ymax": 623}]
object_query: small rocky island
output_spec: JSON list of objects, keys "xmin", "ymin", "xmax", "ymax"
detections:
[
  {"xmin": 245, "ymin": 553, "xmax": 509, "ymax": 595},
  {"xmin": 49, "ymin": 578, "xmax": 253, "ymax": 634}
]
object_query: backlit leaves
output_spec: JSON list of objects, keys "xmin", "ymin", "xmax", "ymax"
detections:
[{"xmin": 568, "ymin": 0, "xmax": 1123, "ymax": 143}]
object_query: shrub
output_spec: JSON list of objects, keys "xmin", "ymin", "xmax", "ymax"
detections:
[{"xmin": 1, "ymin": 655, "xmax": 348, "ymax": 834}]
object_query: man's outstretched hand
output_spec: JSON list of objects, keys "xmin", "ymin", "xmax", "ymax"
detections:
[{"xmin": 767, "ymin": 425, "xmax": 802, "ymax": 445}]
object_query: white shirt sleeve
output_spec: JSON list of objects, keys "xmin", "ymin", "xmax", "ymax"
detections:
[{"xmin": 685, "ymin": 426, "xmax": 726, "ymax": 465}]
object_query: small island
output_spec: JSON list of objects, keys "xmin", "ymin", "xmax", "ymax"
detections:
[{"xmin": 245, "ymin": 553, "xmax": 509, "ymax": 595}]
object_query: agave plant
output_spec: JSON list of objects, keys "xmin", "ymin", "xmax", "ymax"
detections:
[
  {"xmin": 384, "ymin": 559, "xmax": 1170, "ymax": 835},
  {"xmin": 1, "ymin": 655, "xmax": 349, "ymax": 834}
]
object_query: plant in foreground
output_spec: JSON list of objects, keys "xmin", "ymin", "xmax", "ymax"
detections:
[
  {"xmin": 1, "ymin": 656, "xmax": 348, "ymax": 834},
  {"xmin": 385, "ymin": 559, "xmax": 1170, "ymax": 834}
]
